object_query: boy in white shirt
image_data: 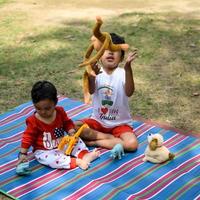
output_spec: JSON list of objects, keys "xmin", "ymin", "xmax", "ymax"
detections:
[{"xmin": 76, "ymin": 33, "xmax": 138, "ymax": 152}]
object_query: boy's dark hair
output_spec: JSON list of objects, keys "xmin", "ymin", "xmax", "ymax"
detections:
[
  {"xmin": 110, "ymin": 33, "xmax": 125, "ymax": 60},
  {"xmin": 31, "ymin": 81, "xmax": 58, "ymax": 104}
]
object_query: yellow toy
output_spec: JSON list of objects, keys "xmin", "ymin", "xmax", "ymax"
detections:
[
  {"xmin": 79, "ymin": 16, "xmax": 129, "ymax": 104},
  {"xmin": 58, "ymin": 124, "xmax": 89, "ymax": 156}
]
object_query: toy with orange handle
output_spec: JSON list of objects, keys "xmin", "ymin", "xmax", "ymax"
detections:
[
  {"xmin": 79, "ymin": 16, "xmax": 129, "ymax": 68},
  {"xmin": 58, "ymin": 124, "xmax": 89, "ymax": 155},
  {"xmin": 79, "ymin": 16, "xmax": 129, "ymax": 104}
]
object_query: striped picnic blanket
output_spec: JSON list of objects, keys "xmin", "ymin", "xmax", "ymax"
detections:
[{"xmin": 0, "ymin": 96, "xmax": 199, "ymax": 200}]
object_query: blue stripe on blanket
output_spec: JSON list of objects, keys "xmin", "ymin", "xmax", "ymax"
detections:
[{"xmin": 0, "ymin": 96, "xmax": 199, "ymax": 200}]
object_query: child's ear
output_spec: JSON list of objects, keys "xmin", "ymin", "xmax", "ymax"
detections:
[
  {"xmin": 55, "ymin": 97, "xmax": 58, "ymax": 105},
  {"xmin": 120, "ymin": 54, "xmax": 124, "ymax": 62}
]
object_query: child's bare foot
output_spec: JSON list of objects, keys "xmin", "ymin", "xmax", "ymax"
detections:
[
  {"xmin": 82, "ymin": 148, "xmax": 100, "ymax": 163},
  {"xmin": 76, "ymin": 158, "xmax": 89, "ymax": 170}
]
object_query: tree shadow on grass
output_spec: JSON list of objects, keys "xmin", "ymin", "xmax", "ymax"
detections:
[
  {"xmin": 118, "ymin": 12, "xmax": 200, "ymax": 132},
  {"xmin": 0, "ymin": 21, "xmax": 92, "ymax": 111}
]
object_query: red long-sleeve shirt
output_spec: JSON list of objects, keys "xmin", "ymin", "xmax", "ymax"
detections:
[{"xmin": 21, "ymin": 106, "xmax": 75, "ymax": 151}]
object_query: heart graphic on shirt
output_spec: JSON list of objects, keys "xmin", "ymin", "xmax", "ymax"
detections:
[{"xmin": 101, "ymin": 107, "xmax": 108, "ymax": 114}]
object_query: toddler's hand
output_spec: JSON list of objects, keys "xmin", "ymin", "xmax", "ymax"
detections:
[
  {"xmin": 68, "ymin": 128, "xmax": 76, "ymax": 136},
  {"xmin": 17, "ymin": 154, "xmax": 28, "ymax": 165}
]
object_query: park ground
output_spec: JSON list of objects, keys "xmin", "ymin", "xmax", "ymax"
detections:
[{"xmin": 0, "ymin": 1, "xmax": 200, "ymax": 199}]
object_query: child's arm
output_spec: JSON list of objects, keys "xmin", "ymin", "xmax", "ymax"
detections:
[
  {"xmin": 68, "ymin": 128, "xmax": 76, "ymax": 135},
  {"xmin": 124, "ymin": 50, "xmax": 137, "ymax": 97},
  {"xmin": 88, "ymin": 62, "xmax": 101, "ymax": 94},
  {"xmin": 17, "ymin": 117, "xmax": 36, "ymax": 165},
  {"xmin": 17, "ymin": 148, "xmax": 29, "ymax": 165},
  {"xmin": 88, "ymin": 74, "xmax": 96, "ymax": 94},
  {"xmin": 16, "ymin": 147, "xmax": 31, "ymax": 176},
  {"xmin": 60, "ymin": 107, "xmax": 76, "ymax": 135}
]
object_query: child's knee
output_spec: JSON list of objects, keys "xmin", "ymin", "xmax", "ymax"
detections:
[
  {"xmin": 81, "ymin": 127, "xmax": 93, "ymax": 139},
  {"xmin": 124, "ymin": 139, "xmax": 138, "ymax": 151}
]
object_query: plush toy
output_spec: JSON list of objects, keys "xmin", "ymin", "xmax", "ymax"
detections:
[
  {"xmin": 110, "ymin": 143, "xmax": 125, "ymax": 159},
  {"xmin": 143, "ymin": 133, "xmax": 175, "ymax": 163},
  {"xmin": 58, "ymin": 123, "xmax": 89, "ymax": 155},
  {"xmin": 16, "ymin": 161, "xmax": 31, "ymax": 176},
  {"xmin": 79, "ymin": 16, "xmax": 129, "ymax": 104}
]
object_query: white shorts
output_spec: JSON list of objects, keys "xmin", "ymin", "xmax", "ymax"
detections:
[{"xmin": 34, "ymin": 138, "xmax": 88, "ymax": 169}]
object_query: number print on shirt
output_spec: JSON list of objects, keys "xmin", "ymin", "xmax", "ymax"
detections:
[{"xmin": 43, "ymin": 132, "xmax": 60, "ymax": 149}]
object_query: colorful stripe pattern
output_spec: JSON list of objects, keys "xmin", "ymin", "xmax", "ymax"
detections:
[{"xmin": 0, "ymin": 96, "xmax": 199, "ymax": 200}]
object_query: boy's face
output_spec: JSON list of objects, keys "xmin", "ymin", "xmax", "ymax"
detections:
[
  {"xmin": 100, "ymin": 49, "xmax": 122, "ymax": 70},
  {"xmin": 34, "ymin": 99, "xmax": 56, "ymax": 119}
]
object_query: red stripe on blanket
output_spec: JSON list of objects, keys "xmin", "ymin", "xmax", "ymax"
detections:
[
  {"xmin": 127, "ymin": 155, "xmax": 200, "ymax": 199},
  {"xmin": 133, "ymin": 116, "xmax": 200, "ymax": 138},
  {"xmin": 102, "ymin": 140, "xmax": 199, "ymax": 200},
  {"xmin": 62, "ymin": 135, "xmax": 187, "ymax": 200}
]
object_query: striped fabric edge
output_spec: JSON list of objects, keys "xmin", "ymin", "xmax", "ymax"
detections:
[
  {"xmin": 0, "ymin": 189, "xmax": 19, "ymax": 200},
  {"xmin": 4, "ymin": 123, "xmax": 152, "ymax": 199},
  {"xmin": 18, "ymin": 133, "xmax": 190, "ymax": 200},
  {"xmin": 0, "ymin": 96, "xmax": 199, "ymax": 200},
  {"xmin": 133, "ymin": 116, "xmax": 200, "ymax": 138},
  {"xmin": 61, "ymin": 135, "xmax": 196, "ymax": 200}
]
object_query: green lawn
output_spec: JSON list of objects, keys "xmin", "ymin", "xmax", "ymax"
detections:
[{"xmin": 0, "ymin": 0, "xmax": 199, "ymax": 133}]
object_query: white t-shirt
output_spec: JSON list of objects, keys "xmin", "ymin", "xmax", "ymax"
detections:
[{"xmin": 91, "ymin": 67, "xmax": 132, "ymax": 128}]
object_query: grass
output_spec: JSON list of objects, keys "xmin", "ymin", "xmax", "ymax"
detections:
[
  {"xmin": 0, "ymin": 0, "xmax": 10, "ymax": 5},
  {"xmin": 0, "ymin": 1, "xmax": 199, "ymax": 134}
]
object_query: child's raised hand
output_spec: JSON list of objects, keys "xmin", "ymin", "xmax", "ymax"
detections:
[
  {"xmin": 90, "ymin": 62, "xmax": 102, "ymax": 76},
  {"xmin": 125, "ymin": 50, "xmax": 138, "ymax": 67}
]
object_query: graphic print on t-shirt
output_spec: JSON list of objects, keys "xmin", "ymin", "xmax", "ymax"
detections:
[
  {"xmin": 54, "ymin": 127, "xmax": 65, "ymax": 138},
  {"xmin": 97, "ymin": 84, "xmax": 119, "ymax": 121},
  {"xmin": 43, "ymin": 131, "xmax": 60, "ymax": 149}
]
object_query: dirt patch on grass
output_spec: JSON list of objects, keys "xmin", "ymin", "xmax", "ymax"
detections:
[{"xmin": 1, "ymin": 0, "xmax": 200, "ymax": 26}]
